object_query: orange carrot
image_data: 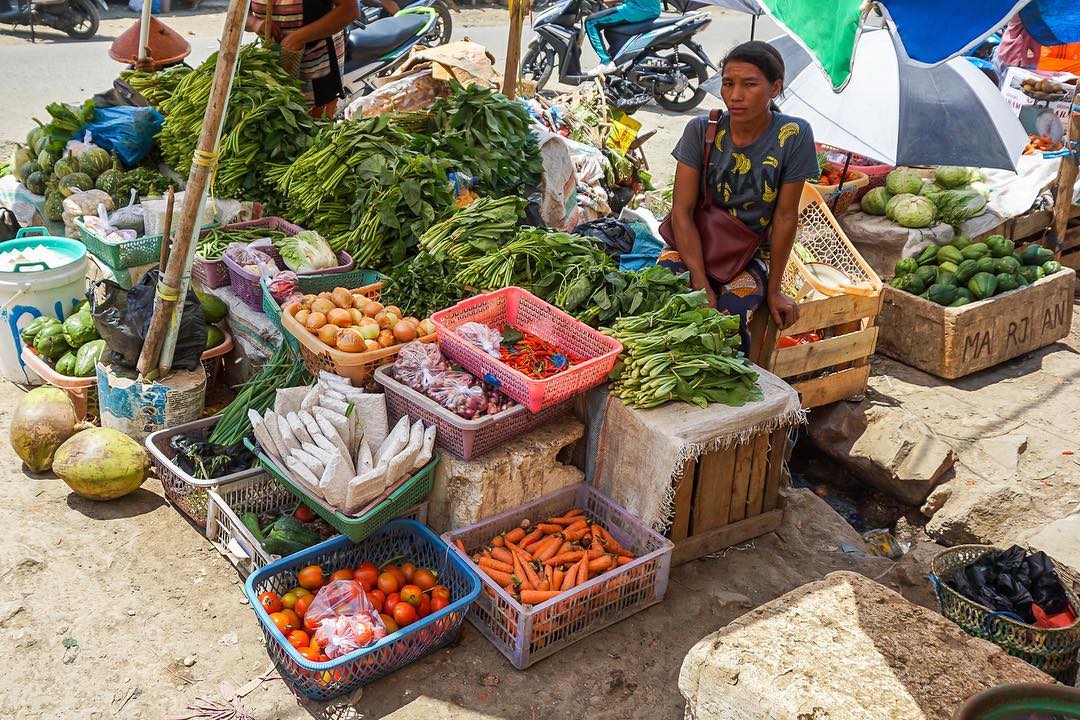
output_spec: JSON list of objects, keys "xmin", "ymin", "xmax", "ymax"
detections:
[
  {"xmin": 586, "ymin": 541, "xmax": 605, "ymax": 560},
  {"xmin": 545, "ymin": 550, "xmax": 584, "ymax": 566},
  {"xmin": 535, "ymin": 523, "xmax": 563, "ymax": 534},
  {"xmin": 520, "ymin": 527, "xmax": 545, "ymax": 549},
  {"xmin": 454, "ymin": 539, "xmax": 466, "ymax": 553},
  {"xmin": 560, "ymin": 561, "xmax": 581, "ymax": 591},
  {"xmin": 478, "ymin": 557, "xmax": 514, "ymax": 574},
  {"xmin": 538, "ymin": 580, "xmax": 550, "ymax": 591},
  {"xmin": 564, "ymin": 518, "xmax": 588, "ymax": 532},
  {"xmin": 480, "ymin": 548, "xmax": 492, "ymax": 559},
  {"xmin": 533, "ymin": 536, "xmax": 563, "ymax": 563},
  {"xmin": 596, "ymin": 524, "xmax": 627, "ymax": 555},
  {"xmin": 564, "ymin": 527, "xmax": 590, "ymax": 541},
  {"xmin": 617, "ymin": 556, "xmax": 634, "ymax": 566},
  {"xmin": 491, "ymin": 535, "xmax": 505, "ymax": 547},
  {"xmin": 509, "ymin": 542, "xmax": 544, "ymax": 588},
  {"xmin": 575, "ymin": 556, "xmax": 589, "ymax": 586},
  {"xmin": 490, "ymin": 546, "xmax": 514, "ymax": 565},
  {"xmin": 505, "ymin": 527, "xmax": 526, "ymax": 544},
  {"xmin": 520, "ymin": 590, "xmax": 562, "ymax": 605},
  {"xmin": 481, "ymin": 566, "xmax": 515, "ymax": 586},
  {"xmin": 506, "ymin": 542, "xmax": 535, "ymax": 590},
  {"xmin": 552, "ymin": 567, "xmax": 565, "ymax": 589},
  {"xmin": 565, "ymin": 508, "xmax": 585, "ymax": 518},
  {"xmin": 588, "ymin": 555, "xmax": 614, "ymax": 573},
  {"xmin": 545, "ymin": 516, "xmax": 578, "ymax": 526},
  {"xmin": 528, "ymin": 534, "xmax": 559, "ymax": 561},
  {"xmin": 557, "ymin": 541, "xmax": 571, "ymax": 555}
]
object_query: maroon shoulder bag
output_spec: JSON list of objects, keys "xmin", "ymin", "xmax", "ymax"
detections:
[{"xmin": 659, "ymin": 109, "xmax": 762, "ymax": 285}]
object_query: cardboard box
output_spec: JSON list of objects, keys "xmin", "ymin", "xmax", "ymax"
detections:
[
  {"xmin": 877, "ymin": 269, "xmax": 1076, "ymax": 379},
  {"xmin": 1000, "ymin": 66, "xmax": 1077, "ymax": 125}
]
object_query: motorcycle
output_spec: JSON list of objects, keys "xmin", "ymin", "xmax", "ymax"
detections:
[
  {"xmin": 359, "ymin": 0, "xmax": 452, "ymax": 47},
  {"xmin": 0, "ymin": 0, "xmax": 105, "ymax": 40},
  {"xmin": 521, "ymin": 0, "xmax": 715, "ymax": 112},
  {"xmin": 340, "ymin": 6, "xmax": 438, "ymax": 105}
]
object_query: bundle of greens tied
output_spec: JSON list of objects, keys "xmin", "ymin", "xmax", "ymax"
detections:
[{"xmin": 604, "ymin": 291, "xmax": 762, "ymax": 409}]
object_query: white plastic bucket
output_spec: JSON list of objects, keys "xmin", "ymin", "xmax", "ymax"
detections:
[{"xmin": 0, "ymin": 228, "xmax": 88, "ymax": 384}]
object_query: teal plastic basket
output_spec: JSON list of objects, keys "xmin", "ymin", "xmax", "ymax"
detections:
[
  {"xmin": 74, "ymin": 217, "xmax": 216, "ymax": 270},
  {"xmin": 244, "ymin": 520, "xmax": 482, "ymax": 700},
  {"xmin": 260, "ymin": 270, "xmax": 382, "ymax": 351},
  {"xmin": 245, "ymin": 438, "xmax": 437, "ymax": 543}
]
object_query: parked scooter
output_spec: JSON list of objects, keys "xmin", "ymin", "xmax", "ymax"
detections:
[
  {"xmin": 340, "ymin": 6, "xmax": 438, "ymax": 105},
  {"xmin": 522, "ymin": 0, "xmax": 714, "ymax": 112},
  {"xmin": 359, "ymin": 0, "xmax": 452, "ymax": 47},
  {"xmin": 0, "ymin": 0, "xmax": 105, "ymax": 40}
]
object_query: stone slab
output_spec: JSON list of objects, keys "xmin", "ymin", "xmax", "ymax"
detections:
[
  {"xmin": 1026, "ymin": 507, "xmax": 1080, "ymax": 574},
  {"xmin": 427, "ymin": 419, "xmax": 584, "ymax": 533},
  {"xmin": 383, "ymin": 696, "xmax": 503, "ymax": 720},
  {"xmin": 679, "ymin": 571, "xmax": 1051, "ymax": 720}
]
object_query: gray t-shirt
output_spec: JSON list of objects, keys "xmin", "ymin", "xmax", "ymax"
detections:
[{"xmin": 672, "ymin": 112, "xmax": 819, "ymax": 234}]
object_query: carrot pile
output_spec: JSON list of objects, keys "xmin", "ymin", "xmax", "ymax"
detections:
[
  {"xmin": 1024, "ymin": 134, "xmax": 1063, "ymax": 155},
  {"xmin": 453, "ymin": 508, "xmax": 636, "ymax": 606}
]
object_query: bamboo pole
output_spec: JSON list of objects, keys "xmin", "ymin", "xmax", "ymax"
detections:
[
  {"xmin": 158, "ymin": 186, "xmax": 175, "ymax": 270},
  {"xmin": 136, "ymin": 0, "xmax": 250, "ymax": 379},
  {"xmin": 1051, "ymin": 105, "xmax": 1079, "ymax": 259},
  {"xmin": 501, "ymin": 0, "xmax": 527, "ymax": 99}
]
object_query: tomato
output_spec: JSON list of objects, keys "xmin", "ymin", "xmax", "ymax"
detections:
[
  {"xmin": 399, "ymin": 562, "xmax": 417, "ymax": 582},
  {"xmin": 354, "ymin": 564, "xmax": 379, "ymax": 591},
  {"xmin": 393, "ymin": 601, "xmax": 418, "ymax": 626},
  {"xmin": 281, "ymin": 591, "xmax": 299, "ymax": 610},
  {"xmin": 317, "ymin": 653, "xmax": 329, "ymax": 663},
  {"xmin": 294, "ymin": 505, "xmax": 316, "ymax": 523},
  {"xmin": 383, "ymin": 592, "xmax": 400, "ymax": 616},
  {"xmin": 329, "ymin": 568, "xmax": 355, "ymax": 583},
  {"xmin": 269, "ymin": 612, "xmax": 295, "ymax": 635},
  {"xmin": 381, "ymin": 564, "xmax": 406, "ymax": 588},
  {"xmin": 281, "ymin": 609, "xmax": 301, "ymax": 632},
  {"xmin": 430, "ymin": 585, "xmax": 451, "ymax": 602},
  {"xmin": 287, "ymin": 629, "xmax": 310, "ymax": 649},
  {"xmin": 297, "ymin": 565, "xmax": 325, "ymax": 591},
  {"xmin": 399, "ymin": 584, "xmax": 423, "ymax": 608},
  {"xmin": 304, "ymin": 612, "xmax": 320, "ymax": 633},
  {"xmin": 258, "ymin": 591, "xmax": 283, "ymax": 613},
  {"xmin": 366, "ymin": 589, "xmax": 385, "ymax": 611},
  {"xmin": 290, "ymin": 587, "xmax": 312, "ymax": 598},
  {"xmin": 377, "ymin": 571, "xmax": 400, "ymax": 595},
  {"xmin": 417, "ymin": 595, "xmax": 431, "ymax": 618},
  {"xmin": 430, "ymin": 596, "xmax": 450, "ymax": 613},
  {"xmin": 380, "ymin": 613, "xmax": 400, "ymax": 634},
  {"xmin": 352, "ymin": 623, "xmax": 373, "ymax": 646},
  {"xmin": 294, "ymin": 594, "xmax": 314, "ymax": 618},
  {"xmin": 310, "ymin": 633, "xmax": 322, "ymax": 651},
  {"xmin": 297, "ymin": 646, "xmax": 320, "ymax": 661},
  {"xmin": 413, "ymin": 568, "xmax": 437, "ymax": 591}
]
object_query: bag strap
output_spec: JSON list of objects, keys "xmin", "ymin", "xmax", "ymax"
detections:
[{"xmin": 700, "ymin": 109, "xmax": 721, "ymax": 207}]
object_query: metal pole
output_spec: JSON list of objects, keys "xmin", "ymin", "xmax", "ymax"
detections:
[
  {"xmin": 750, "ymin": 13, "xmax": 756, "ymax": 41},
  {"xmin": 137, "ymin": 0, "xmax": 152, "ymax": 63}
]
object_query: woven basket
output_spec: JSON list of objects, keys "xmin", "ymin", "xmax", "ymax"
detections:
[{"xmin": 930, "ymin": 544, "xmax": 1080, "ymax": 683}]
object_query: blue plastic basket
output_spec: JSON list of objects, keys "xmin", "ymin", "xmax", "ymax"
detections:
[{"xmin": 244, "ymin": 520, "xmax": 482, "ymax": 701}]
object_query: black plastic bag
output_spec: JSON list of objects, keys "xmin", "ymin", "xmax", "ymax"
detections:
[
  {"xmin": 169, "ymin": 432, "xmax": 254, "ymax": 480},
  {"xmin": 574, "ymin": 218, "xmax": 636, "ymax": 260},
  {"xmin": 88, "ymin": 269, "xmax": 207, "ymax": 371},
  {"xmin": 949, "ymin": 545, "xmax": 1071, "ymax": 623}
]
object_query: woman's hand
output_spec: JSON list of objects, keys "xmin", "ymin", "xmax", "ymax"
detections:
[
  {"xmin": 280, "ymin": 31, "xmax": 306, "ymax": 52},
  {"xmin": 767, "ymin": 290, "xmax": 799, "ymax": 330}
]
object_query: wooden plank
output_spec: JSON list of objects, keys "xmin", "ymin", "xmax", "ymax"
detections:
[
  {"xmin": 668, "ymin": 457, "xmax": 696, "ymax": 543},
  {"xmin": 783, "ymin": 292, "xmax": 882, "ymax": 337},
  {"xmin": 672, "ymin": 509, "xmax": 783, "ymax": 566},
  {"xmin": 744, "ymin": 430, "xmax": 770, "ymax": 518},
  {"xmin": 1052, "ymin": 110, "xmax": 1079, "ymax": 255},
  {"xmin": 771, "ymin": 326, "xmax": 879, "ymax": 378},
  {"xmin": 727, "ymin": 440, "xmax": 755, "ymax": 524},
  {"xmin": 791, "ymin": 365, "xmax": 870, "ymax": 409},
  {"xmin": 762, "ymin": 428, "xmax": 787, "ymax": 512},
  {"xmin": 877, "ymin": 270, "xmax": 1076, "ymax": 379},
  {"xmin": 691, "ymin": 447, "xmax": 736, "ymax": 535}
]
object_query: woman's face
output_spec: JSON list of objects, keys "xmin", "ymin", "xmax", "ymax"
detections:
[{"xmin": 720, "ymin": 60, "xmax": 781, "ymax": 122}]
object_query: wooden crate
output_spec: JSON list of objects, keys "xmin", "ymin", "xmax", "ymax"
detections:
[
  {"xmin": 750, "ymin": 292, "xmax": 882, "ymax": 409},
  {"xmin": 667, "ymin": 427, "xmax": 788, "ymax": 565},
  {"xmin": 1060, "ymin": 218, "xmax": 1080, "ymax": 276},
  {"xmin": 876, "ymin": 269, "xmax": 1076, "ymax": 379}
]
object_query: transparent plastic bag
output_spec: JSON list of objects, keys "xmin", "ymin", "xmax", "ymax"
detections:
[
  {"xmin": 305, "ymin": 579, "xmax": 388, "ymax": 660},
  {"xmin": 109, "ymin": 189, "xmax": 145, "ymax": 235},
  {"xmin": 457, "ymin": 322, "xmax": 503, "ymax": 358},
  {"xmin": 427, "ymin": 370, "xmax": 488, "ymax": 419},
  {"xmin": 267, "ymin": 271, "xmax": 299, "ymax": 304},
  {"xmin": 394, "ymin": 340, "xmax": 447, "ymax": 370},
  {"xmin": 224, "ymin": 242, "xmax": 278, "ymax": 278}
]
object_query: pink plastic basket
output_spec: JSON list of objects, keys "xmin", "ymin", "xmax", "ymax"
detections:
[
  {"xmin": 373, "ymin": 364, "xmax": 572, "ymax": 460},
  {"xmin": 194, "ymin": 217, "xmax": 304, "ymax": 289},
  {"xmin": 20, "ymin": 346, "xmax": 96, "ymax": 419},
  {"xmin": 442, "ymin": 483, "xmax": 673, "ymax": 669},
  {"xmin": 817, "ymin": 143, "xmax": 893, "ymax": 200},
  {"xmin": 430, "ymin": 287, "xmax": 623, "ymax": 413}
]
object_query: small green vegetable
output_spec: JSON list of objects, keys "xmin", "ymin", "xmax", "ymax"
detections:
[{"xmin": 968, "ymin": 272, "xmax": 998, "ymax": 300}]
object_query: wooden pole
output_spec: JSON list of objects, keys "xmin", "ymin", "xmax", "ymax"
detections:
[
  {"xmin": 136, "ymin": 0, "xmax": 250, "ymax": 379},
  {"xmin": 1051, "ymin": 105, "xmax": 1079, "ymax": 258},
  {"xmin": 158, "ymin": 186, "xmax": 175, "ymax": 270},
  {"xmin": 502, "ymin": 0, "xmax": 527, "ymax": 99}
]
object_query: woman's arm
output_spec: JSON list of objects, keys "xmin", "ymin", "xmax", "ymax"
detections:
[
  {"xmin": 765, "ymin": 180, "xmax": 803, "ymax": 329},
  {"xmin": 672, "ymin": 160, "xmax": 717, "ymax": 307},
  {"xmin": 281, "ymin": 0, "xmax": 361, "ymax": 51}
]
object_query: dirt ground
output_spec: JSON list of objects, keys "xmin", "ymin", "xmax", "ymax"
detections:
[{"xmin": 0, "ymin": 370, "xmax": 937, "ymax": 720}]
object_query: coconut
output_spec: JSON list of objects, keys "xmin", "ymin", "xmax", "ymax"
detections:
[
  {"xmin": 10, "ymin": 387, "xmax": 79, "ymax": 473},
  {"xmin": 52, "ymin": 427, "xmax": 148, "ymax": 501}
]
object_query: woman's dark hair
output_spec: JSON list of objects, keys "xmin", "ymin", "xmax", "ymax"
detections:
[{"xmin": 722, "ymin": 40, "xmax": 785, "ymax": 112}]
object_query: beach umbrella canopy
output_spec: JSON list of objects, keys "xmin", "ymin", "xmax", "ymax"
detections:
[
  {"xmin": 750, "ymin": 0, "xmax": 1030, "ymax": 90},
  {"xmin": 708, "ymin": 29, "xmax": 1028, "ymax": 170}
]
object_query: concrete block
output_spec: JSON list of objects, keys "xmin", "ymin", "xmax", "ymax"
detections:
[
  {"xmin": 427, "ymin": 419, "xmax": 584, "ymax": 533},
  {"xmin": 679, "ymin": 571, "xmax": 1051, "ymax": 720},
  {"xmin": 1026, "ymin": 508, "xmax": 1080, "ymax": 573}
]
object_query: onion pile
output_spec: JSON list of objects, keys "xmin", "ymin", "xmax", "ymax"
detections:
[{"xmin": 285, "ymin": 286, "xmax": 436, "ymax": 354}]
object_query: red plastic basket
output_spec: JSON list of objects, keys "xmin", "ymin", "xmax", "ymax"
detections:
[
  {"xmin": 817, "ymin": 143, "xmax": 893, "ymax": 200},
  {"xmin": 442, "ymin": 483, "xmax": 673, "ymax": 669},
  {"xmin": 373, "ymin": 364, "xmax": 573, "ymax": 460},
  {"xmin": 430, "ymin": 287, "xmax": 623, "ymax": 413}
]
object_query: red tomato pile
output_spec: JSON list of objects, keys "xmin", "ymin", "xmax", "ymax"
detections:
[{"xmin": 257, "ymin": 559, "xmax": 453, "ymax": 663}]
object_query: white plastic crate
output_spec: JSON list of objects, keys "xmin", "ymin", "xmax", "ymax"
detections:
[{"xmin": 207, "ymin": 472, "xmax": 429, "ymax": 578}]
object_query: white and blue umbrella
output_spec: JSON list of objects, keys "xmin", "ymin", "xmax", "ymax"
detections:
[{"xmin": 760, "ymin": 29, "xmax": 1028, "ymax": 171}]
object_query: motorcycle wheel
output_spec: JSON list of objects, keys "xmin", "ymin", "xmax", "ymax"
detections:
[
  {"xmin": 654, "ymin": 52, "xmax": 707, "ymax": 112},
  {"xmin": 64, "ymin": 0, "xmax": 99, "ymax": 39},
  {"xmin": 522, "ymin": 42, "xmax": 555, "ymax": 91},
  {"xmin": 423, "ymin": 0, "xmax": 452, "ymax": 46}
]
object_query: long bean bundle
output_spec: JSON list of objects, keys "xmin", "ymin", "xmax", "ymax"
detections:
[
  {"xmin": 158, "ymin": 43, "xmax": 315, "ymax": 202},
  {"xmin": 120, "ymin": 65, "xmax": 193, "ymax": 110},
  {"xmin": 604, "ymin": 291, "xmax": 762, "ymax": 409},
  {"xmin": 196, "ymin": 226, "xmax": 289, "ymax": 260},
  {"xmin": 208, "ymin": 343, "xmax": 311, "ymax": 447}
]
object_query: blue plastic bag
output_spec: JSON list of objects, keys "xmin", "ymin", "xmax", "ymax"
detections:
[{"xmin": 80, "ymin": 106, "xmax": 164, "ymax": 167}]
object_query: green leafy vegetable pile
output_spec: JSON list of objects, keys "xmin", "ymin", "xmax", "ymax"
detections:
[
  {"xmin": 381, "ymin": 253, "xmax": 466, "ymax": 320},
  {"xmin": 120, "ymin": 65, "xmax": 193, "ymax": 110}
]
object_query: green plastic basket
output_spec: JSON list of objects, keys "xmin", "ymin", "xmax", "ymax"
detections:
[
  {"xmin": 75, "ymin": 217, "xmax": 215, "ymax": 270},
  {"xmin": 245, "ymin": 439, "xmax": 437, "ymax": 543},
  {"xmin": 260, "ymin": 270, "xmax": 382, "ymax": 350}
]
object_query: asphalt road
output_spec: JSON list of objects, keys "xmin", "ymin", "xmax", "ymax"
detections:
[{"xmin": 0, "ymin": 5, "xmax": 778, "ymax": 182}]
